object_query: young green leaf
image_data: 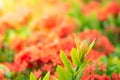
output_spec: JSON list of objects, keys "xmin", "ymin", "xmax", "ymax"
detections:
[
  {"xmin": 56, "ymin": 65, "xmax": 69, "ymax": 80},
  {"xmin": 75, "ymin": 70, "xmax": 83, "ymax": 80},
  {"xmin": 73, "ymin": 34, "xmax": 79, "ymax": 49},
  {"xmin": 60, "ymin": 50, "xmax": 74, "ymax": 75},
  {"xmin": 43, "ymin": 72, "xmax": 50, "ymax": 80},
  {"xmin": 5, "ymin": 71, "xmax": 12, "ymax": 78},
  {"xmin": 0, "ymin": 64, "xmax": 9, "ymax": 71},
  {"xmin": 85, "ymin": 38, "xmax": 96, "ymax": 56},
  {"xmin": 70, "ymin": 48, "xmax": 80, "ymax": 66},
  {"xmin": 73, "ymin": 34, "xmax": 82, "ymax": 59},
  {"xmin": 39, "ymin": 78, "xmax": 41, "ymax": 80},
  {"xmin": 30, "ymin": 72, "xmax": 37, "ymax": 80},
  {"xmin": 75, "ymin": 57, "xmax": 92, "ymax": 80},
  {"xmin": 53, "ymin": 78, "xmax": 58, "ymax": 80},
  {"xmin": 0, "ymin": 64, "xmax": 12, "ymax": 79}
]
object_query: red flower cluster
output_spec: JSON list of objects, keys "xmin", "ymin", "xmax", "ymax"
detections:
[
  {"xmin": 12, "ymin": 32, "xmax": 75, "ymax": 76},
  {"xmin": 82, "ymin": 1, "xmax": 100, "ymax": 15},
  {"xmin": 98, "ymin": 1, "xmax": 119, "ymax": 21},
  {"xmin": 39, "ymin": 12, "xmax": 76, "ymax": 38},
  {"xmin": 8, "ymin": 29, "xmax": 113, "ymax": 78},
  {"xmin": 82, "ymin": 1, "xmax": 120, "ymax": 21},
  {"xmin": 112, "ymin": 73, "xmax": 120, "ymax": 80},
  {"xmin": 82, "ymin": 61, "xmax": 109, "ymax": 80},
  {"xmin": 82, "ymin": 61, "xmax": 120, "ymax": 80}
]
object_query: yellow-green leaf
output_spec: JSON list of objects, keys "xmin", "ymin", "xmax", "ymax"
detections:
[
  {"xmin": 30, "ymin": 72, "xmax": 36, "ymax": 80},
  {"xmin": 43, "ymin": 72, "xmax": 50, "ymax": 80},
  {"xmin": 70, "ymin": 48, "xmax": 80, "ymax": 66},
  {"xmin": 85, "ymin": 38, "xmax": 96, "ymax": 56},
  {"xmin": 60, "ymin": 50, "xmax": 74, "ymax": 75},
  {"xmin": 56, "ymin": 65, "xmax": 69, "ymax": 80}
]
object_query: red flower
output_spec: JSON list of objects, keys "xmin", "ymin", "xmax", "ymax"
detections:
[
  {"xmin": 0, "ymin": 26, "xmax": 6, "ymax": 34},
  {"xmin": 33, "ymin": 69, "xmax": 42, "ymax": 78},
  {"xmin": 100, "ymin": 74, "xmax": 110, "ymax": 80},
  {"xmin": 105, "ymin": 1, "xmax": 119, "ymax": 16},
  {"xmin": 97, "ymin": 9, "xmax": 109, "ymax": 21},
  {"xmin": 82, "ymin": 1, "xmax": 100, "ymax": 15},
  {"xmin": 112, "ymin": 73, "xmax": 120, "ymax": 80},
  {"xmin": 97, "ymin": 1, "xmax": 119, "ymax": 21},
  {"xmin": 40, "ymin": 13, "xmax": 62, "ymax": 29},
  {"xmin": 40, "ymin": 11, "xmax": 76, "ymax": 37},
  {"xmin": 9, "ymin": 37, "xmax": 26, "ymax": 52},
  {"xmin": 54, "ymin": 17, "xmax": 76, "ymax": 38},
  {"xmin": 86, "ymin": 50, "xmax": 104, "ymax": 60},
  {"xmin": 82, "ymin": 62, "xmax": 109, "ymax": 80}
]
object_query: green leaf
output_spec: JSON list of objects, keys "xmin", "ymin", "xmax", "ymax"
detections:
[
  {"xmin": 106, "ymin": 64, "xmax": 118, "ymax": 76},
  {"xmin": 56, "ymin": 65, "xmax": 69, "ymax": 80},
  {"xmin": 5, "ymin": 71, "xmax": 12, "ymax": 78},
  {"xmin": 30, "ymin": 72, "xmax": 36, "ymax": 80},
  {"xmin": 53, "ymin": 78, "xmax": 58, "ymax": 80},
  {"xmin": 85, "ymin": 38, "xmax": 96, "ymax": 56},
  {"xmin": 0, "ymin": 46, "xmax": 14, "ymax": 62},
  {"xmin": 43, "ymin": 72, "xmax": 50, "ymax": 80},
  {"xmin": 75, "ymin": 70, "xmax": 83, "ymax": 80},
  {"xmin": 16, "ymin": 26, "xmax": 30, "ymax": 38},
  {"xmin": 116, "ymin": 14, "xmax": 120, "ymax": 26},
  {"xmin": 0, "ymin": 64, "xmax": 10, "ymax": 72},
  {"xmin": 75, "ymin": 63, "xmax": 88, "ymax": 80},
  {"xmin": 73, "ymin": 34, "xmax": 79, "ymax": 49},
  {"xmin": 99, "ymin": 56, "xmax": 108, "ymax": 64},
  {"xmin": 39, "ymin": 78, "xmax": 41, "ymax": 80},
  {"xmin": 15, "ymin": 75, "xmax": 29, "ymax": 80},
  {"xmin": 75, "ymin": 57, "xmax": 91, "ymax": 80},
  {"xmin": 70, "ymin": 48, "xmax": 80, "ymax": 66},
  {"xmin": 3, "ymin": 29, "xmax": 16, "ymax": 44},
  {"xmin": 60, "ymin": 50, "xmax": 74, "ymax": 75},
  {"xmin": 108, "ymin": 14, "xmax": 115, "ymax": 26},
  {"xmin": 73, "ymin": 34, "xmax": 82, "ymax": 59},
  {"xmin": 88, "ymin": 12, "xmax": 101, "ymax": 30},
  {"xmin": 0, "ymin": 64, "xmax": 12, "ymax": 79}
]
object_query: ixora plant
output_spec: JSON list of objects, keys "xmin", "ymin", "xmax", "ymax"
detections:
[{"xmin": 30, "ymin": 35, "xmax": 95, "ymax": 80}]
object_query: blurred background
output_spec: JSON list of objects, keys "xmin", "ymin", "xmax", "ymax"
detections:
[{"xmin": 0, "ymin": 0, "xmax": 120, "ymax": 80}]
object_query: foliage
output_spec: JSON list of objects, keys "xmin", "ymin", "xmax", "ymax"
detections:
[{"xmin": 30, "ymin": 37, "xmax": 95, "ymax": 80}]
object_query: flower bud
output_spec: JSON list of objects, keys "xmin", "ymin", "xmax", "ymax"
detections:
[{"xmin": 80, "ymin": 40, "xmax": 89, "ymax": 54}]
